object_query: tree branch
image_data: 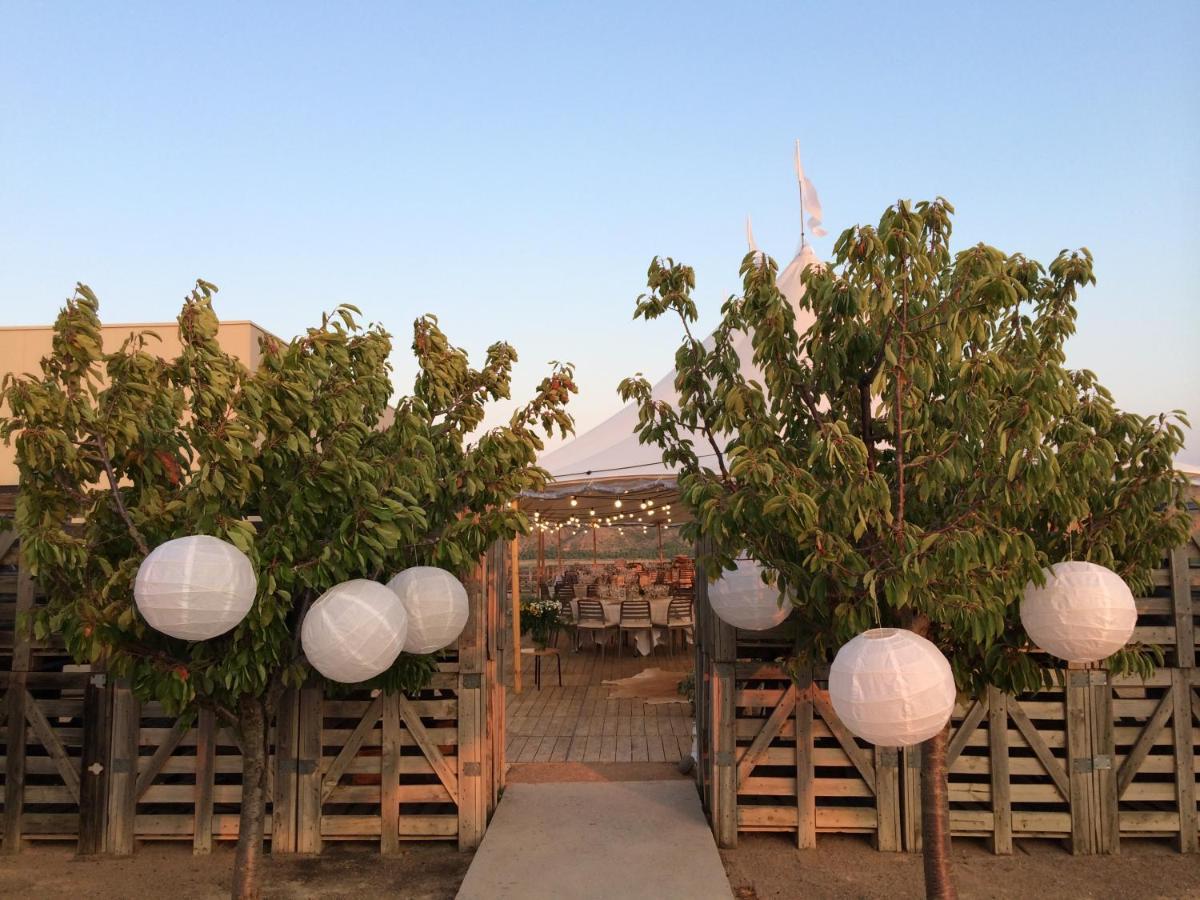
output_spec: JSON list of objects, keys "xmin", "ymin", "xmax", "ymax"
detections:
[{"xmin": 93, "ymin": 434, "xmax": 150, "ymax": 556}]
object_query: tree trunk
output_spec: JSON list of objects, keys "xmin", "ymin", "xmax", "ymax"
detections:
[
  {"xmin": 232, "ymin": 696, "xmax": 268, "ymax": 900},
  {"xmin": 920, "ymin": 724, "xmax": 957, "ymax": 899}
]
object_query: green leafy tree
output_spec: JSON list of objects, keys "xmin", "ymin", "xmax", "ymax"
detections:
[
  {"xmin": 620, "ymin": 200, "xmax": 1190, "ymax": 898},
  {"xmin": 1, "ymin": 283, "xmax": 574, "ymax": 899}
]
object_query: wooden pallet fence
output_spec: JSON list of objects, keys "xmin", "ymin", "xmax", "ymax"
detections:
[
  {"xmin": 729, "ymin": 661, "xmax": 901, "ymax": 851},
  {"xmin": 104, "ymin": 687, "xmax": 298, "ymax": 854},
  {"xmin": 1, "ymin": 519, "xmax": 506, "ymax": 855}
]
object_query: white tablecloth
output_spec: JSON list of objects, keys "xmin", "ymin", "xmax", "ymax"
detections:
[{"xmin": 569, "ymin": 598, "xmax": 685, "ymax": 656}]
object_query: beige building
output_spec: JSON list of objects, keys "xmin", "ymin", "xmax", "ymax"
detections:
[{"xmin": 0, "ymin": 320, "xmax": 278, "ymax": 485}]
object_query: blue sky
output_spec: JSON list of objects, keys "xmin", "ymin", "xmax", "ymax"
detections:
[{"xmin": 2, "ymin": 1, "xmax": 1197, "ymax": 461}]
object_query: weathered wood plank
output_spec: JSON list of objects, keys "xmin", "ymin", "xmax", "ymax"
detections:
[
  {"xmin": 23, "ymin": 693, "xmax": 80, "ymax": 803},
  {"xmin": 78, "ymin": 671, "xmax": 111, "ymax": 855},
  {"xmin": 380, "ymin": 694, "xmax": 402, "ymax": 855},
  {"xmin": 397, "ymin": 694, "xmax": 458, "ymax": 806},
  {"xmin": 193, "ymin": 709, "xmax": 217, "ymax": 854},
  {"xmin": 812, "ymin": 691, "xmax": 876, "ymax": 789},
  {"xmin": 988, "ymin": 687, "xmax": 1012, "ymax": 854},
  {"xmin": 735, "ymin": 683, "xmax": 795, "ymax": 788},
  {"xmin": 1172, "ymin": 668, "xmax": 1197, "ymax": 852},
  {"xmin": 795, "ymin": 669, "xmax": 816, "ymax": 850},
  {"xmin": 106, "ymin": 683, "xmax": 139, "ymax": 855},
  {"xmin": 1116, "ymin": 687, "xmax": 1173, "ymax": 797},
  {"xmin": 320, "ymin": 695, "xmax": 383, "ymax": 804},
  {"xmin": 134, "ymin": 723, "xmax": 188, "ymax": 802},
  {"xmin": 947, "ymin": 697, "xmax": 988, "ymax": 767},
  {"xmin": 1007, "ymin": 700, "xmax": 1069, "ymax": 800}
]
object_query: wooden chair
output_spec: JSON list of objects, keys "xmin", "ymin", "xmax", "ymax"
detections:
[
  {"xmin": 665, "ymin": 597, "xmax": 693, "ymax": 657},
  {"xmin": 576, "ymin": 598, "xmax": 615, "ymax": 660},
  {"xmin": 618, "ymin": 598, "xmax": 652, "ymax": 657}
]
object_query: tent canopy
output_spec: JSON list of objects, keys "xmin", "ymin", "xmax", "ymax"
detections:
[{"xmin": 524, "ymin": 241, "xmax": 820, "ymax": 528}]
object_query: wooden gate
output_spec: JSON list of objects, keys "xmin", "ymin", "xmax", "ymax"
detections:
[
  {"xmin": 0, "ymin": 519, "xmax": 508, "ymax": 855},
  {"xmin": 696, "ymin": 526, "xmax": 1199, "ymax": 855}
]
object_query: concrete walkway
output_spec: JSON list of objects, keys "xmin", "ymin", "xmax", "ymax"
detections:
[{"xmin": 456, "ymin": 780, "xmax": 733, "ymax": 900}]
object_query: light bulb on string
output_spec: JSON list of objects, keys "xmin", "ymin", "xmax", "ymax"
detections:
[{"xmin": 570, "ymin": 496, "xmax": 578, "ymax": 507}]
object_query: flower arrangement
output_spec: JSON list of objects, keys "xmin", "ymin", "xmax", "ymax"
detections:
[{"xmin": 521, "ymin": 595, "xmax": 563, "ymax": 649}]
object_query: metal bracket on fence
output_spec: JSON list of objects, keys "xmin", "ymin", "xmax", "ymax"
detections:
[
  {"xmin": 1072, "ymin": 754, "xmax": 1112, "ymax": 774},
  {"xmin": 463, "ymin": 762, "xmax": 481, "ymax": 777},
  {"xmin": 109, "ymin": 758, "xmax": 134, "ymax": 773},
  {"xmin": 715, "ymin": 751, "xmax": 735, "ymax": 766},
  {"xmin": 89, "ymin": 673, "xmax": 107, "ymax": 688},
  {"xmin": 296, "ymin": 759, "xmax": 317, "ymax": 775},
  {"xmin": 461, "ymin": 673, "xmax": 482, "ymax": 689},
  {"xmin": 906, "ymin": 749, "xmax": 922, "ymax": 769},
  {"xmin": 878, "ymin": 747, "xmax": 899, "ymax": 768}
]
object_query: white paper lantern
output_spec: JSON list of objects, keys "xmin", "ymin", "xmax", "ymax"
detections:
[
  {"xmin": 301, "ymin": 579, "xmax": 408, "ymax": 683},
  {"xmin": 134, "ymin": 535, "xmax": 256, "ymax": 641},
  {"xmin": 829, "ymin": 628, "xmax": 956, "ymax": 747},
  {"xmin": 708, "ymin": 559, "xmax": 791, "ymax": 631},
  {"xmin": 1021, "ymin": 561, "xmax": 1136, "ymax": 663},
  {"xmin": 386, "ymin": 566, "xmax": 469, "ymax": 654}
]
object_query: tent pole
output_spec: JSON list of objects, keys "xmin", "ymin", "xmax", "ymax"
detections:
[
  {"xmin": 592, "ymin": 527, "xmax": 597, "ymax": 568},
  {"xmin": 537, "ymin": 530, "xmax": 544, "ymax": 586},
  {"xmin": 658, "ymin": 523, "xmax": 663, "ymax": 563},
  {"xmin": 556, "ymin": 527, "xmax": 562, "ymax": 573}
]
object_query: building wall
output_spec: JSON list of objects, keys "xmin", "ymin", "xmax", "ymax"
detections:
[{"xmin": 0, "ymin": 320, "xmax": 276, "ymax": 485}]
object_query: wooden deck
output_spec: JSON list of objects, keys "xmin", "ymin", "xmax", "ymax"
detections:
[{"xmin": 504, "ymin": 645, "xmax": 694, "ymax": 765}]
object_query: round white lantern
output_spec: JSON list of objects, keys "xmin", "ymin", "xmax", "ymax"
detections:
[
  {"xmin": 386, "ymin": 566, "xmax": 469, "ymax": 654},
  {"xmin": 301, "ymin": 579, "xmax": 408, "ymax": 683},
  {"xmin": 829, "ymin": 628, "xmax": 956, "ymax": 747},
  {"xmin": 1021, "ymin": 561, "xmax": 1136, "ymax": 663},
  {"xmin": 708, "ymin": 559, "xmax": 790, "ymax": 631},
  {"xmin": 134, "ymin": 535, "xmax": 256, "ymax": 641}
]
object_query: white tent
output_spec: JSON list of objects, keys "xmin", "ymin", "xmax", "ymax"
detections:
[
  {"xmin": 522, "ymin": 143, "xmax": 825, "ymax": 533},
  {"xmin": 535, "ymin": 241, "xmax": 820, "ymax": 492}
]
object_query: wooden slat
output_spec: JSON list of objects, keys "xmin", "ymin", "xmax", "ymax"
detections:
[
  {"xmin": 3, "ymin": 675, "xmax": 28, "ymax": 852},
  {"xmin": 396, "ymin": 694, "xmax": 459, "ymax": 807},
  {"xmin": 106, "ymin": 683, "xmax": 139, "ymax": 855},
  {"xmin": 1171, "ymin": 668, "xmax": 1198, "ymax": 852},
  {"xmin": 134, "ymin": 723, "xmax": 188, "ymax": 802},
  {"xmin": 735, "ymin": 683, "xmax": 795, "ymax": 788},
  {"xmin": 812, "ymin": 691, "xmax": 876, "ymax": 790},
  {"xmin": 380, "ymin": 694, "xmax": 402, "ymax": 855},
  {"xmin": 1007, "ymin": 699, "xmax": 1069, "ymax": 800},
  {"xmin": 1116, "ymin": 688, "xmax": 1174, "ymax": 797},
  {"xmin": 320, "ymin": 695, "xmax": 383, "ymax": 804},
  {"xmin": 988, "ymin": 688, "xmax": 1012, "ymax": 854},
  {"xmin": 947, "ymin": 697, "xmax": 988, "ymax": 767},
  {"xmin": 193, "ymin": 710, "xmax": 216, "ymax": 854},
  {"xmin": 23, "ymin": 692, "xmax": 80, "ymax": 803},
  {"xmin": 296, "ymin": 686, "xmax": 323, "ymax": 854},
  {"xmin": 270, "ymin": 689, "xmax": 299, "ymax": 854},
  {"xmin": 1170, "ymin": 546, "xmax": 1194, "ymax": 668},
  {"xmin": 795, "ymin": 669, "xmax": 816, "ymax": 849}
]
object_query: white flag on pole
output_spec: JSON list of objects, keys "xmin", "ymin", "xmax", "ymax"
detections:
[{"xmin": 793, "ymin": 141, "xmax": 827, "ymax": 238}]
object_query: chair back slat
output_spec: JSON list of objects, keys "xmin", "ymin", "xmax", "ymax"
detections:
[
  {"xmin": 577, "ymin": 598, "xmax": 607, "ymax": 623},
  {"xmin": 620, "ymin": 598, "xmax": 651, "ymax": 623},
  {"xmin": 667, "ymin": 597, "xmax": 692, "ymax": 623}
]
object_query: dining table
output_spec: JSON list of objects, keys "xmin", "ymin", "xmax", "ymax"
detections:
[{"xmin": 568, "ymin": 596, "xmax": 685, "ymax": 656}]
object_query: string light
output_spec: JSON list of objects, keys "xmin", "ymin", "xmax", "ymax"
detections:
[
  {"xmin": 614, "ymin": 499, "xmax": 622, "ymax": 508},
  {"xmin": 570, "ymin": 496, "xmax": 578, "ymax": 507}
]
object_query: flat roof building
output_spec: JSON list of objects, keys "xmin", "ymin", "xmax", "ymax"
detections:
[{"xmin": 0, "ymin": 320, "xmax": 278, "ymax": 486}]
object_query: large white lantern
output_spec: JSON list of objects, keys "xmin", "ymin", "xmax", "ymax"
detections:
[
  {"xmin": 387, "ymin": 566, "xmax": 469, "ymax": 653},
  {"xmin": 829, "ymin": 628, "xmax": 956, "ymax": 747},
  {"xmin": 1021, "ymin": 561, "xmax": 1136, "ymax": 663},
  {"xmin": 134, "ymin": 535, "xmax": 256, "ymax": 641},
  {"xmin": 301, "ymin": 579, "xmax": 408, "ymax": 683},
  {"xmin": 707, "ymin": 559, "xmax": 790, "ymax": 631}
]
